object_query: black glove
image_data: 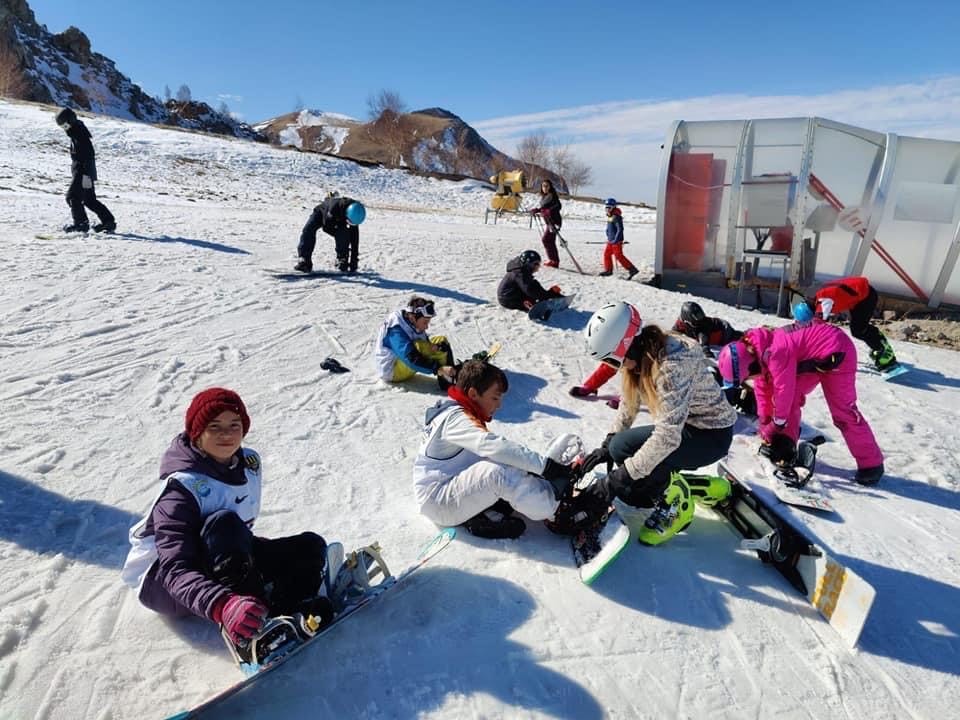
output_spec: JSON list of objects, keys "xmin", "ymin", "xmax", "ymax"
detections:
[
  {"xmin": 767, "ymin": 433, "xmax": 797, "ymax": 465},
  {"xmin": 581, "ymin": 465, "xmax": 633, "ymax": 505},
  {"xmin": 580, "ymin": 447, "xmax": 611, "ymax": 476}
]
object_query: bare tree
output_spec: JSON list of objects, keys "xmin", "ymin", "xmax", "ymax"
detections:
[
  {"xmin": 366, "ymin": 89, "xmax": 410, "ymax": 166},
  {"xmin": 175, "ymin": 84, "xmax": 192, "ymax": 102},
  {"xmin": 515, "ymin": 130, "xmax": 552, "ymax": 187},
  {"xmin": 163, "ymin": 84, "xmax": 172, "ymax": 101},
  {"xmin": 217, "ymin": 100, "xmax": 231, "ymax": 117},
  {"xmin": 0, "ymin": 45, "xmax": 27, "ymax": 99},
  {"xmin": 293, "ymin": 94, "xmax": 305, "ymax": 112},
  {"xmin": 564, "ymin": 158, "xmax": 593, "ymax": 195},
  {"xmin": 366, "ymin": 89, "xmax": 407, "ymax": 120}
]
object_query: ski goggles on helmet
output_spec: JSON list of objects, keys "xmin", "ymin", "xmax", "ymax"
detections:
[{"xmin": 407, "ymin": 301, "xmax": 436, "ymax": 318}]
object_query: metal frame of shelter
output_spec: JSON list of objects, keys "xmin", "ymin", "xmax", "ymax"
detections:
[{"xmin": 654, "ymin": 117, "xmax": 960, "ymax": 310}]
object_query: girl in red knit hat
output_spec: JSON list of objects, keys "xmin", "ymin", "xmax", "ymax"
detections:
[{"xmin": 121, "ymin": 388, "xmax": 368, "ymax": 666}]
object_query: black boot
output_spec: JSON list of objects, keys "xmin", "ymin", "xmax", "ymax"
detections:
[
  {"xmin": 463, "ymin": 509, "xmax": 526, "ymax": 539},
  {"xmin": 62, "ymin": 223, "xmax": 89, "ymax": 233},
  {"xmin": 294, "ymin": 257, "xmax": 313, "ymax": 273}
]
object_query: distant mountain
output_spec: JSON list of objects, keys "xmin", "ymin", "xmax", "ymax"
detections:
[
  {"xmin": 255, "ymin": 107, "xmax": 568, "ymax": 192},
  {"xmin": 1, "ymin": 0, "xmax": 562, "ymax": 188},
  {"xmin": 0, "ymin": 0, "xmax": 261, "ymax": 140}
]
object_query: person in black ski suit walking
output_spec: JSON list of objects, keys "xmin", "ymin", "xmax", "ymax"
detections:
[
  {"xmin": 56, "ymin": 108, "xmax": 115, "ymax": 233},
  {"xmin": 497, "ymin": 250, "xmax": 563, "ymax": 311},
  {"xmin": 295, "ymin": 192, "xmax": 366, "ymax": 272}
]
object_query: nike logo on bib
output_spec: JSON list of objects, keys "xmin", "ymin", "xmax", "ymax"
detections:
[{"xmin": 235, "ymin": 495, "xmax": 248, "ymax": 504}]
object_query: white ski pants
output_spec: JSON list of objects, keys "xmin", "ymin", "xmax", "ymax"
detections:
[{"xmin": 419, "ymin": 460, "xmax": 559, "ymax": 527}]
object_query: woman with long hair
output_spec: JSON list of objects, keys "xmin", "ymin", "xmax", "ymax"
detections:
[
  {"xmin": 533, "ymin": 179, "xmax": 563, "ymax": 267},
  {"xmin": 569, "ymin": 302, "xmax": 737, "ymax": 544}
]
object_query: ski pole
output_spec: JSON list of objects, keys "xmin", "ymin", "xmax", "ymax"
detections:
[{"xmin": 531, "ymin": 212, "xmax": 586, "ymax": 275}]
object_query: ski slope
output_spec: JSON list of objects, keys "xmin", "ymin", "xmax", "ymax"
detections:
[{"xmin": 1, "ymin": 99, "xmax": 958, "ymax": 719}]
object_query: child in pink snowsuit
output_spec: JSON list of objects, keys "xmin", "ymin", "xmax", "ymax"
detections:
[{"xmin": 718, "ymin": 320, "xmax": 884, "ymax": 485}]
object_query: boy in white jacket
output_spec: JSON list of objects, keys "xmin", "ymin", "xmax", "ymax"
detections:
[{"xmin": 413, "ymin": 360, "xmax": 578, "ymax": 539}]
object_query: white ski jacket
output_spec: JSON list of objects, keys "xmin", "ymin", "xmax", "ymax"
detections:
[{"xmin": 412, "ymin": 398, "xmax": 548, "ymax": 506}]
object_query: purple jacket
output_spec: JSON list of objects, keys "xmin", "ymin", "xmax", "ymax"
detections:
[{"xmin": 122, "ymin": 433, "xmax": 262, "ymax": 620}]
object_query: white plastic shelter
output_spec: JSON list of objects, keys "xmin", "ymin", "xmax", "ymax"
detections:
[{"xmin": 654, "ymin": 117, "xmax": 960, "ymax": 309}]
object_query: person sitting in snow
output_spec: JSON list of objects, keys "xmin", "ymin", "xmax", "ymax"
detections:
[
  {"xmin": 598, "ymin": 198, "xmax": 638, "ymax": 279},
  {"xmin": 559, "ymin": 302, "xmax": 737, "ymax": 545},
  {"xmin": 496, "ymin": 250, "xmax": 564, "ymax": 311},
  {"xmin": 121, "ymin": 388, "xmax": 336, "ymax": 662},
  {"xmin": 374, "ymin": 296, "xmax": 458, "ymax": 388},
  {"xmin": 55, "ymin": 107, "xmax": 116, "ymax": 234},
  {"xmin": 672, "ymin": 301, "xmax": 742, "ymax": 358},
  {"xmin": 413, "ymin": 360, "xmax": 580, "ymax": 539},
  {"xmin": 717, "ymin": 318, "xmax": 885, "ymax": 485},
  {"xmin": 295, "ymin": 191, "xmax": 366, "ymax": 273}
]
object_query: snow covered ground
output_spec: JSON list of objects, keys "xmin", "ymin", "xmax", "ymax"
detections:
[{"xmin": 1, "ymin": 98, "xmax": 958, "ymax": 719}]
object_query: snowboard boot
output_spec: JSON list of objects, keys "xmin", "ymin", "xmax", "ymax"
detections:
[
  {"xmin": 545, "ymin": 490, "xmax": 611, "ymax": 536},
  {"xmin": 62, "ymin": 222, "xmax": 89, "ymax": 233},
  {"xmin": 873, "ymin": 338, "xmax": 898, "ymax": 371},
  {"xmin": 625, "ymin": 267, "xmax": 639, "ymax": 280},
  {"xmin": 225, "ymin": 615, "xmax": 305, "ymax": 667},
  {"xmin": 294, "ymin": 257, "xmax": 313, "ymax": 273},
  {"xmin": 597, "ymin": 270, "xmax": 613, "ymax": 277},
  {"xmin": 636, "ymin": 472, "xmax": 695, "ymax": 546},
  {"xmin": 336, "ymin": 256, "xmax": 350, "ymax": 272},
  {"xmin": 93, "ymin": 221, "xmax": 116, "ymax": 233},
  {"xmin": 463, "ymin": 508, "xmax": 526, "ymax": 539},
  {"xmin": 543, "ymin": 260, "xmax": 559, "ymax": 268},
  {"xmin": 569, "ymin": 385, "xmax": 598, "ymax": 398},
  {"xmin": 854, "ymin": 463, "xmax": 884, "ymax": 486},
  {"xmin": 685, "ymin": 473, "xmax": 732, "ymax": 507}
]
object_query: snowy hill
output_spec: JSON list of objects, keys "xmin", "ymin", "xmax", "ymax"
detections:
[
  {"xmin": 0, "ymin": 97, "xmax": 958, "ymax": 719},
  {"xmin": 0, "ymin": 0, "xmax": 260, "ymax": 139}
]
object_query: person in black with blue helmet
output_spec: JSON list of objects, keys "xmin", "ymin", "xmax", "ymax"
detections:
[{"xmin": 295, "ymin": 192, "xmax": 366, "ymax": 273}]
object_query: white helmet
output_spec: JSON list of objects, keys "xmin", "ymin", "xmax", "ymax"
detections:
[{"xmin": 584, "ymin": 301, "xmax": 643, "ymax": 367}]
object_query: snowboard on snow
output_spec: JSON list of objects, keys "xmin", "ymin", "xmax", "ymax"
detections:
[
  {"xmin": 725, "ymin": 434, "xmax": 833, "ymax": 512},
  {"xmin": 860, "ymin": 362, "xmax": 912, "ymax": 381},
  {"xmin": 263, "ymin": 267, "xmax": 377, "ymax": 280},
  {"xmin": 710, "ymin": 468, "xmax": 875, "ymax": 647},
  {"xmin": 528, "ymin": 293, "xmax": 576, "ymax": 323},
  {"xmin": 163, "ymin": 527, "xmax": 456, "ymax": 719}
]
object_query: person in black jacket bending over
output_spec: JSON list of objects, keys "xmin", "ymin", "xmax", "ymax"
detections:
[
  {"xmin": 56, "ymin": 108, "xmax": 116, "ymax": 233},
  {"xmin": 295, "ymin": 192, "xmax": 367, "ymax": 273},
  {"xmin": 497, "ymin": 250, "xmax": 563, "ymax": 311}
]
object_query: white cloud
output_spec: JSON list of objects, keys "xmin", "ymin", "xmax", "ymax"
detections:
[
  {"xmin": 217, "ymin": 93, "xmax": 244, "ymax": 103},
  {"xmin": 473, "ymin": 76, "xmax": 960, "ymax": 204}
]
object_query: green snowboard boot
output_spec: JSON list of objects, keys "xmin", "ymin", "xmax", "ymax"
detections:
[{"xmin": 637, "ymin": 472, "xmax": 696, "ymax": 546}]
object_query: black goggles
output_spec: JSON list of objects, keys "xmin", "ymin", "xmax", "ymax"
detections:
[{"xmin": 408, "ymin": 302, "xmax": 436, "ymax": 318}]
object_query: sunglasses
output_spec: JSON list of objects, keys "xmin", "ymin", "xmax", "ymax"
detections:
[{"xmin": 408, "ymin": 301, "xmax": 436, "ymax": 318}]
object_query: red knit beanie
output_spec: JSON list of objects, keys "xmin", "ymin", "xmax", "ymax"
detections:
[{"xmin": 184, "ymin": 388, "xmax": 251, "ymax": 442}]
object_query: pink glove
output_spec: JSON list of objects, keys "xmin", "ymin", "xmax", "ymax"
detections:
[{"xmin": 217, "ymin": 594, "xmax": 268, "ymax": 644}]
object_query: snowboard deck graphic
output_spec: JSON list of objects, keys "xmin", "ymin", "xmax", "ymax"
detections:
[
  {"xmin": 528, "ymin": 293, "xmax": 576, "ymax": 323},
  {"xmin": 164, "ymin": 527, "xmax": 455, "ymax": 719},
  {"xmin": 711, "ymin": 469, "xmax": 875, "ymax": 647}
]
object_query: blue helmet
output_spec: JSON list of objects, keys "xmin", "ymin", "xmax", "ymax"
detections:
[
  {"xmin": 346, "ymin": 202, "xmax": 366, "ymax": 225},
  {"xmin": 605, "ymin": 198, "xmax": 617, "ymax": 207},
  {"xmin": 792, "ymin": 301, "xmax": 814, "ymax": 323}
]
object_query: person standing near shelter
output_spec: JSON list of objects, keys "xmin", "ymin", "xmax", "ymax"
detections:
[
  {"xmin": 598, "ymin": 199, "xmax": 638, "ymax": 279},
  {"xmin": 295, "ymin": 192, "xmax": 366, "ymax": 273},
  {"xmin": 532, "ymin": 179, "xmax": 563, "ymax": 267},
  {"xmin": 55, "ymin": 108, "xmax": 116, "ymax": 233},
  {"xmin": 800, "ymin": 276, "xmax": 899, "ymax": 371}
]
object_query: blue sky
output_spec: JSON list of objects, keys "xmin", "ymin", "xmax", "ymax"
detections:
[{"xmin": 29, "ymin": 0, "xmax": 960, "ymax": 202}]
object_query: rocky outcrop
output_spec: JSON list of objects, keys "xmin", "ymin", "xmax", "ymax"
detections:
[{"xmin": 0, "ymin": 0, "xmax": 261, "ymax": 140}]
